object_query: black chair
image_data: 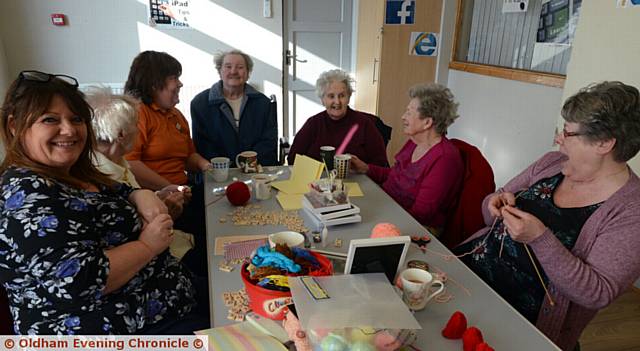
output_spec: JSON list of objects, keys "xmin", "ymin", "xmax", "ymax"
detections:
[{"xmin": 362, "ymin": 111, "xmax": 392, "ymax": 147}]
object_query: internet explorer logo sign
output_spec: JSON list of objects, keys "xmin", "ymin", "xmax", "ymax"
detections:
[
  {"xmin": 409, "ymin": 32, "xmax": 439, "ymax": 57},
  {"xmin": 386, "ymin": 0, "xmax": 415, "ymax": 25}
]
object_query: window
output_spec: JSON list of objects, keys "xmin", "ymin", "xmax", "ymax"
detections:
[{"xmin": 451, "ymin": 0, "xmax": 582, "ymax": 87}]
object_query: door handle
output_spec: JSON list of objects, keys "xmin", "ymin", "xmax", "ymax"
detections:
[
  {"xmin": 372, "ymin": 58, "xmax": 379, "ymax": 84},
  {"xmin": 285, "ymin": 50, "xmax": 308, "ymax": 65}
]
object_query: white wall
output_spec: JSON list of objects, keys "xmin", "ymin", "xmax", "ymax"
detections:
[
  {"xmin": 447, "ymin": 70, "xmax": 563, "ymax": 187},
  {"xmin": 0, "ymin": 0, "xmax": 284, "ymax": 125},
  {"xmin": 560, "ymin": 1, "xmax": 640, "ymax": 173}
]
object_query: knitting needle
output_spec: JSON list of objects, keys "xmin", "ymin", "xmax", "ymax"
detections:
[
  {"xmin": 523, "ymin": 244, "xmax": 555, "ymax": 306},
  {"xmin": 335, "ymin": 124, "xmax": 359, "ymax": 155},
  {"xmin": 499, "ymin": 190, "xmax": 525, "ymax": 258}
]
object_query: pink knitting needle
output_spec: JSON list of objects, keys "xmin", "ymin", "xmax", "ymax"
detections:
[{"xmin": 335, "ymin": 124, "xmax": 359, "ymax": 155}]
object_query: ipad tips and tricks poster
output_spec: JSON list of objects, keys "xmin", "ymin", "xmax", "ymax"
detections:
[{"xmin": 148, "ymin": 0, "xmax": 191, "ymax": 29}]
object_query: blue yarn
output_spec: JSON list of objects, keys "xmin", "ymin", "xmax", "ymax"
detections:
[
  {"xmin": 251, "ymin": 245, "xmax": 301, "ymax": 273},
  {"xmin": 292, "ymin": 247, "xmax": 319, "ymax": 266}
]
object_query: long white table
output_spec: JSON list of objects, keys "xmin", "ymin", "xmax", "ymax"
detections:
[{"xmin": 204, "ymin": 167, "xmax": 560, "ymax": 350}]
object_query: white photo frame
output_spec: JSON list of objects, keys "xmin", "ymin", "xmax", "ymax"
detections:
[{"xmin": 344, "ymin": 236, "xmax": 411, "ymax": 284}]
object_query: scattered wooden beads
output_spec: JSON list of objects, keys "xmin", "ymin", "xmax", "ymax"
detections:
[
  {"xmin": 224, "ymin": 205, "xmax": 308, "ymax": 233},
  {"xmin": 218, "ymin": 258, "xmax": 245, "ymax": 272},
  {"xmin": 222, "ymin": 289, "xmax": 250, "ymax": 322}
]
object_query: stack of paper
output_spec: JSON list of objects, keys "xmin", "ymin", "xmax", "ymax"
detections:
[
  {"xmin": 274, "ymin": 155, "xmax": 324, "ymax": 210},
  {"xmin": 272, "ymin": 155, "xmax": 324, "ymax": 195}
]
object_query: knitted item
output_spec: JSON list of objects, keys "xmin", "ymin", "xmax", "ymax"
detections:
[
  {"xmin": 474, "ymin": 342, "xmax": 495, "ymax": 351},
  {"xmin": 442, "ymin": 311, "xmax": 467, "ymax": 339},
  {"xmin": 462, "ymin": 327, "xmax": 484, "ymax": 351}
]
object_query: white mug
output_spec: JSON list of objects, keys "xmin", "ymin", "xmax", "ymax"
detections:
[
  {"xmin": 399, "ymin": 268, "xmax": 445, "ymax": 311},
  {"xmin": 210, "ymin": 157, "xmax": 230, "ymax": 182},
  {"xmin": 252, "ymin": 174, "xmax": 272, "ymax": 200}
]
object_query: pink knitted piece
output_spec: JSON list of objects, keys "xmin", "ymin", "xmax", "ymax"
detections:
[
  {"xmin": 282, "ymin": 309, "xmax": 312, "ymax": 351},
  {"xmin": 370, "ymin": 223, "xmax": 401, "ymax": 238}
]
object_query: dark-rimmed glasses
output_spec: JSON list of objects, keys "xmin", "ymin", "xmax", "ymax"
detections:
[
  {"xmin": 18, "ymin": 70, "xmax": 79, "ymax": 88},
  {"xmin": 561, "ymin": 129, "xmax": 583, "ymax": 138},
  {"xmin": 10, "ymin": 70, "xmax": 79, "ymax": 103}
]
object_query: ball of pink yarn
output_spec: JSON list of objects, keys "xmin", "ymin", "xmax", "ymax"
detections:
[
  {"xmin": 370, "ymin": 223, "xmax": 401, "ymax": 238},
  {"xmin": 374, "ymin": 331, "xmax": 402, "ymax": 351}
]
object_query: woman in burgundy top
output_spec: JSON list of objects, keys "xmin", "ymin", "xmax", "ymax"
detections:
[
  {"xmin": 287, "ymin": 69, "xmax": 388, "ymax": 167},
  {"xmin": 351, "ymin": 83, "xmax": 464, "ymax": 233}
]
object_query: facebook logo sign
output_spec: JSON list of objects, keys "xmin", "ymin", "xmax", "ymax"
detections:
[{"xmin": 386, "ymin": 0, "xmax": 415, "ymax": 25}]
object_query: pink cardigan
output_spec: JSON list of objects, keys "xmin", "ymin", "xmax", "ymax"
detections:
[
  {"xmin": 464, "ymin": 151, "xmax": 640, "ymax": 350},
  {"xmin": 368, "ymin": 138, "xmax": 463, "ymax": 229}
]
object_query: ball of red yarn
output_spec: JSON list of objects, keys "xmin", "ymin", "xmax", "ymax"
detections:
[
  {"xmin": 371, "ymin": 222, "xmax": 401, "ymax": 238},
  {"xmin": 226, "ymin": 181, "xmax": 250, "ymax": 206}
]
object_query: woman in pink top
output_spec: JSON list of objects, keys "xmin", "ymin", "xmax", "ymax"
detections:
[{"xmin": 351, "ymin": 83, "xmax": 464, "ymax": 232}]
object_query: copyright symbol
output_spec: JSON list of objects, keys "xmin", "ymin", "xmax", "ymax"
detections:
[
  {"xmin": 193, "ymin": 338, "xmax": 203, "ymax": 349},
  {"xmin": 5, "ymin": 338, "xmax": 15, "ymax": 349}
]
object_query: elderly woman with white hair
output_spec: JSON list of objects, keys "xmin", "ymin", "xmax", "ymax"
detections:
[
  {"xmin": 190, "ymin": 49, "xmax": 278, "ymax": 166},
  {"xmin": 350, "ymin": 83, "xmax": 464, "ymax": 232},
  {"xmin": 287, "ymin": 69, "xmax": 388, "ymax": 166},
  {"xmin": 85, "ymin": 87, "xmax": 203, "ymax": 273},
  {"xmin": 86, "ymin": 87, "xmax": 188, "ymax": 220}
]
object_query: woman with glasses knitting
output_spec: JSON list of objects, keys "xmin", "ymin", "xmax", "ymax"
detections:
[
  {"xmin": 455, "ymin": 81, "xmax": 640, "ymax": 351},
  {"xmin": 0, "ymin": 71, "xmax": 207, "ymax": 334}
]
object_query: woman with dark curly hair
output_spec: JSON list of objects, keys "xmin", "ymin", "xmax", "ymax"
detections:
[{"xmin": 351, "ymin": 83, "xmax": 464, "ymax": 233}]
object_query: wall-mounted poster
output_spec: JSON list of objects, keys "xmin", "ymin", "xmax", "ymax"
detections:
[
  {"xmin": 537, "ymin": 0, "xmax": 582, "ymax": 44},
  {"xmin": 409, "ymin": 32, "xmax": 438, "ymax": 57},
  {"xmin": 386, "ymin": 0, "xmax": 415, "ymax": 25},
  {"xmin": 148, "ymin": 0, "xmax": 191, "ymax": 29}
]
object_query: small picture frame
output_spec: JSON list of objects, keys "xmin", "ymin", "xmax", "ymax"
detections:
[{"xmin": 344, "ymin": 236, "xmax": 411, "ymax": 284}]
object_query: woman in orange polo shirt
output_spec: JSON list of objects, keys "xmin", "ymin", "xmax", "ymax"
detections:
[
  {"xmin": 124, "ymin": 51, "xmax": 211, "ymax": 188},
  {"xmin": 124, "ymin": 51, "xmax": 210, "ymax": 276}
]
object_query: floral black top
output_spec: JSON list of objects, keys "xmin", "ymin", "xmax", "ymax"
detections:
[
  {"xmin": 456, "ymin": 173, "xmax": 601, "ymax": 323},
  {"xmin": 0, "ymin": 167, "xmax": 196, "ymax": 335}
]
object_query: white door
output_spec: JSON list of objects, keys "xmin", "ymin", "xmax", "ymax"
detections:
[{"xmin": 282, "ymin": 0, "xmax": 353, "ymax": 140}]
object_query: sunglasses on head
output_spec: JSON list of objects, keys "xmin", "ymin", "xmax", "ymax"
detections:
[
  {"xmin": 17, "ymin": 70, "xmax": 79, "ymax": 88},
  {"xmin": 10, "ymin": 70, "xmax": 79, "ymax": 104}
]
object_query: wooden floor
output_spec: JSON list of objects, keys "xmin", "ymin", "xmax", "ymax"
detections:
[{"xmin": 580, "ymin": 288, "xmax": 640, "ymax": 351}]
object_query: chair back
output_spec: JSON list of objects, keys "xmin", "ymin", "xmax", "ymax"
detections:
[
  {"xmin": 442, "ymin": 139, "xmax": 496, "ymax": 249},
  {"xmin": 361, "ymin": 111, "xmax": 392, "ymax": 147}
]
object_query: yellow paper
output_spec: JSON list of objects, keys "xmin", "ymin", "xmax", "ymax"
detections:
[
  {"xmin": 291, "ymin": 154, "xmax": 325, "ymax": 183},
  {"xmin": 344, "ymin": 182, "xmax": 364, "ymax": 197},
  {"xmin": 276, "ymin": 193, "xmax": 304, "ymax": 210},
  {"xmin": 272, "ymin": 155, "xmax": 324, "ymax": 194}
]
